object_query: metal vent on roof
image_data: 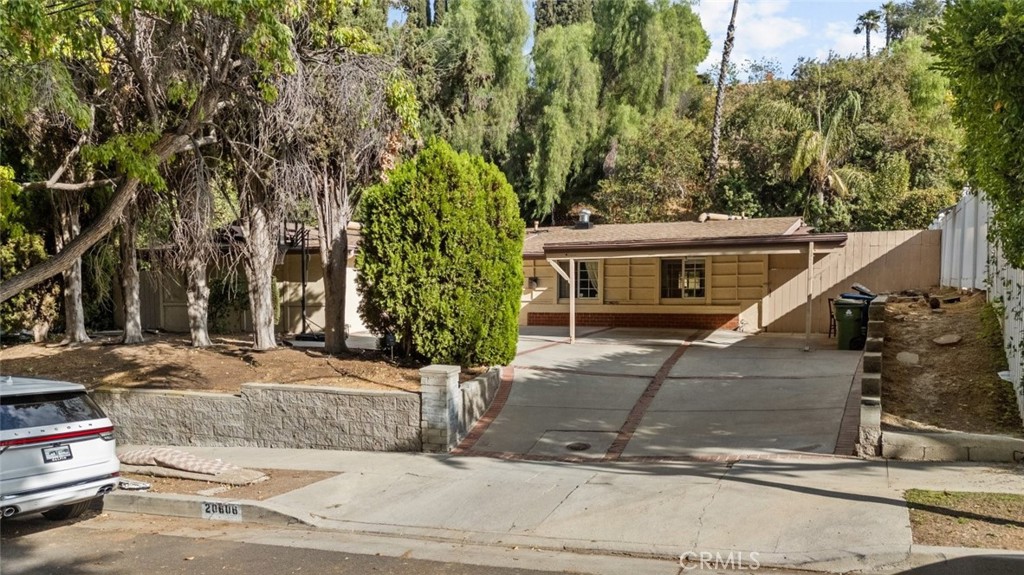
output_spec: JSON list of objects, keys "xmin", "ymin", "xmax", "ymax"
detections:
[{"xmin": 575, "ymin": 209, "xmax": 593, "ymax": 230}]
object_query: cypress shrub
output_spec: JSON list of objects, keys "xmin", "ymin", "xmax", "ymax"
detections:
[{"xmin": 356, "ymin": 140, "xmax": 524, "ymax": 366}]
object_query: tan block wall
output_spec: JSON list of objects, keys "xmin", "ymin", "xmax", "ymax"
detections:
[{"xmin": 763, "ymin": 230, "xmax": 941, "ymax": 333}]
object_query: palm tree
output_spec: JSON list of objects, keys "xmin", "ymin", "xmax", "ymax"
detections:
[
  {"xmin": 881, "ymin": 2, "xmax": 898, "ymax": 48},
  {"xmin": 854, "ymin": 10, "xmax": 882, "ymax": 57},
  {"xmin": 790, "ymin": 84, "xmax": 863, "ymax": 225},
  {"xmin": 706, "ymin": 0, "xmax": 739, "ymax": 188}
]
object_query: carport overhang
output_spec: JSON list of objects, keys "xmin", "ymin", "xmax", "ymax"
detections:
[{"xmin": 535, "ymin": 232, "xmax": 848, "ymax": 348}]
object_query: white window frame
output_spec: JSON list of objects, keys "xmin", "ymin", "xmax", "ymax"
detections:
[
  {"xmin": 558, "ymin": 260, "xmax": 600, "ymax": 301},
  {"xmin": 659, "ymin": 257, "xmax": 709, "ymax": 304}
]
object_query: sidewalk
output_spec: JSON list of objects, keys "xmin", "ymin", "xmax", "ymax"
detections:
[{"xmin": 106, "ymin": 446, "xmax": 1024, "ymax": 574}]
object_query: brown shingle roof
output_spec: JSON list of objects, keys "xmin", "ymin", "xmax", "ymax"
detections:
[{"xmin": 523, "ymin": 216, "xmax": 812, "ymax": 257}]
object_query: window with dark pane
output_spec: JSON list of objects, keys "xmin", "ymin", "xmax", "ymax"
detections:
[{"xmin": 661, "ymin": 259, "xmax": 683, "ymax": 298}]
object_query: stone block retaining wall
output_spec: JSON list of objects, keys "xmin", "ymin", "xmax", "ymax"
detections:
[{"xmin": 93, "ymin": 368, "xmax": 501, "ymax": 453}]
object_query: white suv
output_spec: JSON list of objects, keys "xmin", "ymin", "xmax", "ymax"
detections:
[{"xmin": 0, "ymin": 375, "xmax": 120, "ymax": 520}]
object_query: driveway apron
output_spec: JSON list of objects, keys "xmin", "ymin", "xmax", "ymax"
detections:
[{"xmin": 459, "ymin": 328, "xmax": 862, "ymax": 460}]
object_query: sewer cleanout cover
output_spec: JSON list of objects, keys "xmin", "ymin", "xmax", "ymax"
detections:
[{"xmin": 527, "ymin": 430, "xmax": 619, "ymax": 459}]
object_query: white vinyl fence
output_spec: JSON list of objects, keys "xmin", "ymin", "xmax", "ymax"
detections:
[{"xmin": 936, "ymin": 192, "xmax": 1024, "ymax": 421}]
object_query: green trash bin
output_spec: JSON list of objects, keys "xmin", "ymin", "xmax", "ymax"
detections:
[{"xmin": 834, "ymin": 298, "xmax": 866, "ymax": 350}]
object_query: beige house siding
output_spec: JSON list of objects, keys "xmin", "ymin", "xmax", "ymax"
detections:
[
  {"xmin": 521, "ymin": 254, "xmax": 767, "ymax": 329},
  {"xmin": 522, "ymin": 230, "xmax": 940, "ymax": 334}
]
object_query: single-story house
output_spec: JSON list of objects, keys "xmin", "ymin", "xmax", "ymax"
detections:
[
  {"xmin": 520, "ymin": 215, "xmax": 846, "ymax": 341},
  {"xmin": 132, "ymin": 215, "xmax": 941, "ymax": 341}
]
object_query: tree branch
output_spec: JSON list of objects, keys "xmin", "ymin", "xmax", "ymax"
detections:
[
  {"xmin": 20, "ymin": 178, "xmax": 119, "ymax": 192},
  {"xmin": 0, "ymin": 133, "xmax": 192, "ymax": 303}
]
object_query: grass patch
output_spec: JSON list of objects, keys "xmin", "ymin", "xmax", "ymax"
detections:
[{"xmin": 905, "ymin": 489, "xmax": 1024, "ymax": 550}]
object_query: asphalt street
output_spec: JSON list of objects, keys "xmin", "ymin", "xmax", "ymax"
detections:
[{"xmin": 0, "ymin": 511, "xmax": 577, "ymax": 575}]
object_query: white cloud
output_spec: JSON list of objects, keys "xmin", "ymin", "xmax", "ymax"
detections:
[
  {"xmin": 816, "ymin": 21, "xmax": 878, "ymax": 60},
  {"xmin": 695, "ymin": 0, "xmax": 809, "ymax": 71}
]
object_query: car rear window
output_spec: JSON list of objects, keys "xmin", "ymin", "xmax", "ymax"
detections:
[{"xmin": 0, "ymin": 392, "xmax": 107, "ymax": 430}]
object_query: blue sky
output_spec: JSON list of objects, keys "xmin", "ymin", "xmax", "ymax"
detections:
[{"xmin": 693, "ymin": 0, "xmax": 889, "ymax": 77}]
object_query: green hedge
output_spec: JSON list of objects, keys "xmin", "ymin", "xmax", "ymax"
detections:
[{"xmin": 357, "ymin": 140, "xmax": 525, "ymax": 366}]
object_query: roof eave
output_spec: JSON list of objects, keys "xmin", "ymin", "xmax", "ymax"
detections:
[{"xmin": 537, "ymin": 232, "xmax": 848, "ymax": 256}]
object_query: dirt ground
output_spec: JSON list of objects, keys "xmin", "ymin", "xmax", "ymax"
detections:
[
  {"xmin": 906, "ymin": 489, "xmax": 1024, "ymax": 550},
  {"xmin": 882, "ymin": 289, "xmax": 1023, "ymax": 437},
  {"xmin": 120, "ymin": 469, "xmax": 337, "ymax": 501},
  {"xmin": 0, "ymin": 333, "xmax": 423, "ymax": 393}
]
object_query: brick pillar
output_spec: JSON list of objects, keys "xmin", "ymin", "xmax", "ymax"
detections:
[{"xmin": 419, "ymin": 365, "xmax": 461, "ymax": 453}]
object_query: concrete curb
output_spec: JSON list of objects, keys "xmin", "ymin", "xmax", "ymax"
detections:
[
  {"xmin": 883, "ymin": 430, "xmax": 1024, "ymax": 463},
  {"xmin": 105, "ymin": 491, "xmax": 318, "ymax": 529},
  {"xmin": 106, "ymin": 489, "xmax": 909, "ymax": 573}
]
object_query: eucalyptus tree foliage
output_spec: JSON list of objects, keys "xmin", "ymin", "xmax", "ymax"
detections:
[
  {"xmin": 219, "ymin": 8, "xmax": 416, "ymax": 352},
  {"xmin": 522, "ymin": 23, "xmax": 601, "ymax": 220},
  {"xmin": 430, "ymin": 0, "xmax": 529, "ymax": 163},
  {"xmin": 0, "ymin": 0, "xmax": 302, "ymax": 306},
  {"xmin": 595, "ymin": 112, "xmax": 703, "ymax": 224}
]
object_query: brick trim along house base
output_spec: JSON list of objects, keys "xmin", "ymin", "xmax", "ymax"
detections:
[{"xmin": 527, "ymin": 312, "xmax": 739, "ymax": 330}]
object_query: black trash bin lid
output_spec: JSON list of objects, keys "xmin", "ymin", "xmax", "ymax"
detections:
[{"xmin": 851, "ymin": 282, "xmax": 876, "ymax": 297}]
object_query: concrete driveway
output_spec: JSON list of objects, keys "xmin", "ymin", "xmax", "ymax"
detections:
[{"xmin": 463, "ymin": 327, "xmax": 862, "ymax": 460}]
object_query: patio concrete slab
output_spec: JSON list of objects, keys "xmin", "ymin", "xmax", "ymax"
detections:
[
  {"xmin": 649, "ymin": 377, "xmax": 852, "ymax": 412},
  {"xmin": 472, "ymin": 405, "xmax": 631, "ymax": 453},
  {"xmin": 513, "ymin": 341, "xmax": 676, "ymax": 377},
  {"xmin": 507, "ymin": 368, "xmax": 649, "ymax": 410},
  {"xmin": 621, "ymin": 408, "xmax": 845, "ymax": 456}
]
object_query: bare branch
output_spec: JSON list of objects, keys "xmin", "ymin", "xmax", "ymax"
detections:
[{"xmin": 21, "ymin": 178, "xmax": 119, "ymax": 192}]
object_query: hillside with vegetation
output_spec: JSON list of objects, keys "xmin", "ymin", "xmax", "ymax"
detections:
[{"xmin": 2, "ymin": 0, "xmax": 1020, "ymax": 355}]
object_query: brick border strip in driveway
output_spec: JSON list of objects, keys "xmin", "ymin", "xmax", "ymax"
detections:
[{"xmin": 601, "ymin": 331, "xmax": 710, "ymax": 461}]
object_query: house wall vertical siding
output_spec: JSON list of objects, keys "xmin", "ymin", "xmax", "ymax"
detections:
[
  {"xmin": 938, "ymin": 192, "xmax": 1024, "ymax": 421},
  {"xmin": 136, "ymin": 253, "xmax": 366, "ymax": 335},
  {"xmin": 763, "ymin": 230, "xmax": 942, "ymax": 333}
]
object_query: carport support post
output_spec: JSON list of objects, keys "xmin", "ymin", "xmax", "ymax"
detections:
[
  {"xmin": 546, "ymin": 258, "xmax": 576, "ymax": 344},
  {"xmin": 569, "ymin": 258, "xmax": 576, "ymax": 343},
  {"xmin": 804, "ymin": 241, "xmax": 814, "ymax": 352}
]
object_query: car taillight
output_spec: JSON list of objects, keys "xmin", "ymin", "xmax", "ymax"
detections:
[
  {"xmin": 0, "ymin": 426, "xmax": 116, "ymax": 447},
  {"xmin": 99, "ymin": 430, "xmax": 115, "ymax": 441}
]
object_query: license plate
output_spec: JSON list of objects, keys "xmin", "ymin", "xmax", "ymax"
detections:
[{"xmin": 42, "ymin": 444, "xmax": 73, "ymax": 463}]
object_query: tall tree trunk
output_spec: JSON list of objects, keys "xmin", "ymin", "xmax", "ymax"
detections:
[
  {"xmin": 866, "ymin": 30, "xmax": 872, "ymax": 57},
  {"xmin": 242, "ymin": 202, "xmax": 278, "ymax": 350},
  {"xmin": 316, "ymin": 175, "xmax": 350, "ymax": 355},
  {"xmin": 54, "ymin": 191, "xmax": 90, "ymax": 344},
  {"xmin": 119, "ymin": 217, "xmax": 144, "ymax": 344},
  {"xmin": 706, "ymin": 0, "xmax": 739, "ymax": 189},
  {"xmin": 320, "ymin": 233, "xmax": 348, "ymax": 355},
  {"xmin": 185, "ymin": 256, "xmax": 212, "ymax": 347}
]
